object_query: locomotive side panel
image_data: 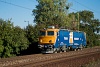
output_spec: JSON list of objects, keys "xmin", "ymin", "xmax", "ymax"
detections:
[
  {"xmin": 58, "ymin": 30, "xmax": 69, "ymax": 47},
  {"xmin": 54, "ymin": 30, "xmax": 70, "ymax": 52},
  {"xmin": 54, "ymin": 30, "xmax": 87, "ymax": 51}
]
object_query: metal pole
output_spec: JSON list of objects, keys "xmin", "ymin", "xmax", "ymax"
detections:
[
  {"xmin": 77, "ymin": 13, "xmax": 79, "ymax": 31},
  {"xmin": 24, "ymin": 21, "xmax": 29, "ymax": 30},
  {"xmin": 24, "ymin": 21, "xmax": 29, "ymax": 26}
]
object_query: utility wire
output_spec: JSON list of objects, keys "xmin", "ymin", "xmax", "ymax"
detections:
[
  {"xmin": 73, "ymin": 0, "xmax": 100, "ymax": 14},
  {"xmin": 70, "ymin": 7, "xmax": 78, "ymax": 12},
  {"xmin": 29, "ymin": 0, "xmax": 34, "ymax": 2},
  {"xmin": 69, "ymin": 0, "xmax": 100, "ymax": 22},
  {"xmin": 0, "ymin": 0, "xmax": 33, "ymax": 10}
]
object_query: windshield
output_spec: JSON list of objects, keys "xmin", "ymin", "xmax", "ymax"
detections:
[
  {"xmin": 40, "ymin": 31, "xmax": 46, "ymax": 36},
  {"xmin": 47, "ymin": 31, "xmax": 54, "ymax": 36}
]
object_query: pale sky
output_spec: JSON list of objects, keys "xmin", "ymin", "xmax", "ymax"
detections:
[{"xmin": 0, "ymin": 0, "xmax": 100, "ymax": 28}]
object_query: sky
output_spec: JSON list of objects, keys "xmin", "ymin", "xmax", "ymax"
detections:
[{"xmin": 0, "ymin": 0, "xmax": 100, "ymax": 28}]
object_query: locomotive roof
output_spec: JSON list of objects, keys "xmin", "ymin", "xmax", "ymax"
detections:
[
  {"xmin": 40, "ymin": 28, "xmax": 85, "ymax": 33},
  {"xmin": 60, "ymin": 29, "xmax": 84, "ymax": 33}
]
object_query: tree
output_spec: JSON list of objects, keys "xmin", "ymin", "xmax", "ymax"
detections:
[
  {"xmin": 68, "ymin": 12, "xmax": 79, "ymax": 30},
  {"xmin": 78, "ymin": 10, "xmax": 100, "ymax": 47},
  {"xmin": 33, "ymin": 0, "xmax": 70, "ymax": 28},
  {"xmin": 25, "ymin": 24, "xmax": 38, "ymax": 43},
  {"xmin": 0, "ymin": 19, "xmax": 29, "ymax": 58},
  {"xmin": 0, "ymin": 19, "xmax": 14, "ymax": 57},
  {"xmin": 12, "ymin": 26, "xmax": 29, "ymax": 55},
  {"xmin": 91, "ymin": 19, "xmax": 100, "ymax": 33},
  {"xmin": 68, "ymin": 10, "xmax": 100, "ymax": 47},
  {"xmin": 23, "ymin": 25, "xmax": 41, "ymax": 54}
]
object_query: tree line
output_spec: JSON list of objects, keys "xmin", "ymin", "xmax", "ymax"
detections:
[{"xmin": 0, "ymin": 0, "xmax": 100, "ymax": 58}]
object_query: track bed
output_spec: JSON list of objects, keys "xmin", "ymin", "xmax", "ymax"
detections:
[{"xmin": 0, "ymin": 46, "xmax": 100, "ymax": 67}]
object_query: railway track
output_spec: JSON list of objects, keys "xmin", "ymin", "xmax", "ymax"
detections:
[
  {"xmin": 0, "ymin": 46, "xmax": 100, "ymax": 67},
  {"xmin": 23, "ymin": 51, "xmax": 100, "ymax": 67}
]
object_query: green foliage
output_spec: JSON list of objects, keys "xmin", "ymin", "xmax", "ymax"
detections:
[
  {"xmin": 68, "ymin": 10, "xmax": 100, "ymax": 47},
  {"xmin": 82, "ymin": 60, "xmax": 100, "ymax": 67},
  {"xmin": 23, "ymin": 25, "xmax": 41, "ymax": 54},
  {"xmin": 78, "ymin": 10, "xmax": 100, "ymax": 47},
  {"xmin": 0, "ymin": 19, "xmax": 29, "ymax": 58},
  {"xmin": 67, "ymin": 12, "xmax": 79, "ymax": 30},
  {"xmin": 12, "ymin": 26, "xmax": 29, "ymax": 54},
  {"xmin": 24, "ymin": 24, "xmax": 39, "ymax": 43},
  {"xmin": 33, "ymin": 0, "xmax": 70, "ymax": 28}
]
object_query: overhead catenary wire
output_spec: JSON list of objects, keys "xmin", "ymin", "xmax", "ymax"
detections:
[
  {"xmin": 0, "ymin": 0, "xmax": 99, "ymax": 20},
  {"xmin": 0, "ymin": 0, "xmax": 99, "ymax": 14},
  {"xmin": 72, "ymin": 0, "xmax": 100, "ymax": 14},
  {"xmin": 69, "ymin": 0, "xmax": 100, "ymax": 21},
  {"xmin": 0, "ymin": 0, "xmax": 33, "ymax": 10},
  {"xmin": 70, "ymin": 7, "xmax": 78, "ymax": 12}
]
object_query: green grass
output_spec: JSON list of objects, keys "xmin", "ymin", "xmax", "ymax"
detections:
[{"xmin": 81, "ymin": 60, "xmax": 100, "ymax": 67}]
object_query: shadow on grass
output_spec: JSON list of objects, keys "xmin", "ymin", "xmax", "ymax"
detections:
[{"xmin": 19, "ymin": 42, "xmax": 41, "ymax": 56}]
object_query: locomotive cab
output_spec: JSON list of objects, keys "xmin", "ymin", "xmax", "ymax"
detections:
[{"xmin": 38, "ymin": 26, "xmax": 59, "ymax": 53}]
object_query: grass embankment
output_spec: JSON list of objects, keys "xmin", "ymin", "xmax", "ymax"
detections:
[{"xmin": 82, "ymin": 60, "xmax": 100, "ymax": 67}]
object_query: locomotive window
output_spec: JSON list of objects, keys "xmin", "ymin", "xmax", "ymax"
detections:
[
  {"xmin": 40, "ymin": 31, "xmax": 46, "ymax": 36},
  {"xmin": 47, "ymin": 31, "xmax": 54, "ymax": 36}
]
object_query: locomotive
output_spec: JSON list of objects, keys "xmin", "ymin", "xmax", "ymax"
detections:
[{"xmin": 38, "ymin": 26, "xmax": 86, "ymax": 53}]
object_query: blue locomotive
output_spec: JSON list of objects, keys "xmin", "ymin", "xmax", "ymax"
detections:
[{"xmin": 38, "ymin": 26, "xmax": 86, "ymax": 53}]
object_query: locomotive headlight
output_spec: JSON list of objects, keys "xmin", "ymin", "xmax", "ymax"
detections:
[{"xmin": 40, "ymin": 39, "xmax": 42, "ymax": 42}]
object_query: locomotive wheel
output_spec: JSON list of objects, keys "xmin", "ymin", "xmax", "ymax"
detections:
[
  {"xmin": 74, "ymin": 49, "xmax": 77, "ymax": 51},
  {"xmin": 57, "ymin": 49, "xmax": 60, "ymax": 53},
  {"xmin": 53, "ymin": 48, "xmax": 60, "ymax": 53},
  {"xmin": 65, "ymin": 48, "xmax": 68, "ymax": 52},
  {"xmin": 80, "ymin": 45, "xmax": 83, "ymax": 50},
  {"xmin": 77, "ymin": 49, "xmax": 80, "ymax": 51}
]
